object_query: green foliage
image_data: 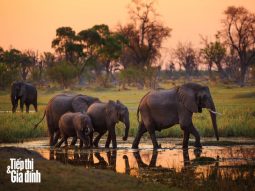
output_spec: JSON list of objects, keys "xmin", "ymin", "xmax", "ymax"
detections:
[
  {"xmin": 0, "ymin": 63, "xmax": 18, "ymax": 89},
  {"xmin": 47, "ymin": 61, "xmax": 77, "ymax": 89}
]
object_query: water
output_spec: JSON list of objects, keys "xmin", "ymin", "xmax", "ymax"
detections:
[{"xmin": 1, "ymin": 138, "xmax": 255, "ymax": 190}]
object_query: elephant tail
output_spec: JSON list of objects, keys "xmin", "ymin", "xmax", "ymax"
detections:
[
  {"xmin": 137, "ymin": 91, "xmax": 151, "ymax": 123},
  {"xmin": 34, "ymin": 110, "xmax": 46, "ymax": 129}
]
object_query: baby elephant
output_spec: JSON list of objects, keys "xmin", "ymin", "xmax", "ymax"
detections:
[
  {"xmin": 87, "ymin": 100, "xmax": 130, "ymax": 149},
  {"xmin": 55, "ymin": 112, "xmax": 94, "ymax": 148}
]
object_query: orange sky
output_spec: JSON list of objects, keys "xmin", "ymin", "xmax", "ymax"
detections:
[{"xmin": 0, "ymin": 0, "xmax": 254, "ymax": 53}]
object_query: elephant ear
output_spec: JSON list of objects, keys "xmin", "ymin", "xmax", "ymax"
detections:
[
  {"xmin": 106, "ymin": 100, "xmax": 119, "ymax": 124},
  {"xmin": 178, "ymin": 85, "xmax": 198, "ymax": 113},
  {"xmin": 72, "ymin": 96, "xmax": 89, "ymax": 113}
]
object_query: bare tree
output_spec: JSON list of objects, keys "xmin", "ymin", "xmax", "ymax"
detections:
[
  {"xmin": 118, "ymin": 0, "xmax": 171, "ymax": 68},
  {"xmin": 200, "ymin": 36, "xmax": 227, "ymax": 79},
  {"xmin": 174, "ymin": 42, "xmax": 198, "ymax": 79},
  {"xmin": 221, "ymin": 6, "xmax": 255, "ymax": 86}
]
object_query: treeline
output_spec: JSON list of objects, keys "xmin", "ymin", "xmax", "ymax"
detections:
[{"xmin": 0, "ymin": 1, "xmax": 255, "ymax": 89}]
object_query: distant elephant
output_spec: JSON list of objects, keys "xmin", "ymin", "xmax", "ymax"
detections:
[
  {"xmin": 132, "ymin": 83, "xmax": 219, "ymax": 149},
  {"xmin": 34, "ymin": 94, "xmax": 100, "ymax": 146},
  {"xmin": 87, "ymin": 100, "xmax": 130, "ymax": 148},
  {"xmin": 11, "ymin": 81, "xmax": 38, "ymax": 113},
  {"xmin": 55, "ymin": 112, "xmax": 94, "ymax": 148}
]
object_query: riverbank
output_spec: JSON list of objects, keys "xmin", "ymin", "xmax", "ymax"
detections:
[{"xmin": 0, "ymin": 147, "xmax": 175, "ymax": 191}]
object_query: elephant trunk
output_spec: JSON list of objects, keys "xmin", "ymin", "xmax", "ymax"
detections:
[
  {"xmin": 122, "ymin": 115, "xmax": 130, "ymax": 141},
  {"xmin": 208, "ymin": 98, "xmax": 219, "ymax": 141}
]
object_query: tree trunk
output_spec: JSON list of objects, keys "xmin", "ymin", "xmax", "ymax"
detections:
[
  {"xmin": 239, "ymin": 64, "xmax": 247, "ymax": 87},
  {"xmin": 215, "ymin": 62, "xmax": 226, "ymax": 80},
  {"xmin": 208, "ymin": 62, "xmax": 213, "ymax": 79}
]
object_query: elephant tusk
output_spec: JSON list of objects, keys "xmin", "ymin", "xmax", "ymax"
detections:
[{"xmin": 207, "ymin": 109, "xmax": 222, "ymax": 116}]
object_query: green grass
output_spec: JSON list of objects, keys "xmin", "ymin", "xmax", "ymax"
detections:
[{"xmin": 0, "ymin": 82, "xmax": 255, "ymax": 143}]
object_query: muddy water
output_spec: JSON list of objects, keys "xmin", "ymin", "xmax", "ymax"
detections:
[{"xmin": 1, "ymin": 138, "xmax": 255, "ymax": 190}]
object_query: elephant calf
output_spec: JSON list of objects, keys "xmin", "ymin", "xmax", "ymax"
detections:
[
  {"xmin": 55, "ymin": 112, "xmax": 94, "ymax": 148},
  {"xmin": 87, "ymin": 100, "xmax": 130, "ymax": 148}
]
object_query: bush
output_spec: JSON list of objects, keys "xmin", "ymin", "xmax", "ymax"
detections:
[
  {"xmin": 0, "ymin": 63, "xmax": 19, "ymax": 89},
  {"xmin": 47, "ymin": 61, "xmax": 77, "ymax": 88}
]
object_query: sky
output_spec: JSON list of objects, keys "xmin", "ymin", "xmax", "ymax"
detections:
[{"xmin": 0, "ymin": 0, "xmax": 254, "ymax": 54}]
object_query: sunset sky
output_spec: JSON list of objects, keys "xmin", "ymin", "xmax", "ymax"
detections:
[{"xmin": 0, "ymin": 0, "xmax": 254, "ymax": 53}]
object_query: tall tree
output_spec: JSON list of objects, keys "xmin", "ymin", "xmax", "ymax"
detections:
[
  {"xmin": 118, "ymin": 0, "xmax": 171, "ymax": 69},
  {"xmin": 221, "ymin": 6, "xmax": 255, "ymax": 86},
  {"xmin": 52, "ymin": 27, "xmax": 83, "ymax": 63},
  {"xmin": 78, "ymin": 24, "xmax": 127, "ymax": 84},
  {"xmin": 174, "ymin": 42, "xmax": 198, "ymax": 79},
  {"xmin": 201, "ymin": 37, "xmax": 226, "ymax": 79}
]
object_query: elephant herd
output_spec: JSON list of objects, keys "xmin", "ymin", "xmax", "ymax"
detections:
[{"xmin": 11, "ymin": 81, "xmax": 220, "ymax": 149}]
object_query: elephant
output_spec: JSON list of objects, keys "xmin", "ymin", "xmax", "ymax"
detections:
[
  {"xmin": 34, "ymin": 94, "xmax": 100, "ymax": 146},
  {"xmin": 55, "ymin": 112, "xmax": 94, "ymax": 148},
  {"xmin": 132, "ymin": 83, "xmax": 219, "ymax": 149},
  {"xmin": 87, "ymin": 100, "xmax": 130, "ymax": 149},
  {"xmin": 11, "ymin": 81, "xmax": 38, "ymax": 113}
]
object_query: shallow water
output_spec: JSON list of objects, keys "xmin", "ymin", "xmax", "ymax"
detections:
[{"xmin": 1, "ymin": 138, "xmax": 255, "ymax": 190}]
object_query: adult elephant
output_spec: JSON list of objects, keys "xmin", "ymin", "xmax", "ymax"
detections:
[
  {"xmin": 11, "ymin": 81, "xmax": 38, "ymax": 113},
  {"xmin": 34, "ymin": 94, "xmax": 99, "ymax": 146},
  {"xmin": 87, "ymin": 100, "xmax": 130, "ymax": 148},
  {"xmin": 132, "ymin": 83, "xmax": 219, "ymax": 149}
]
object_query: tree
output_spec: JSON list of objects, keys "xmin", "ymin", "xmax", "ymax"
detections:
[
  {"xmin": 118, "ymin": 0, "xmax": 171, "ymax": 68},
  {"xmin": 0, "ymin": 63, "xmax": 18, "ymax": 89},
  {"xmin": 201, "ymin": 37, "xmax": 226, "ymax": 79},
  {"xmin": 52, "ymin": 27, "xmax": 84, "ymax": 83},
  {"xmin": 52, "ymin": 27, "xmax": 82, "ymax": 62},
  {"xmin": 78, "ymin": 24, "xmax": 127, "ymax": 86},
  {"xmin": 221, "ymin": 6, "xmax": 255, "ymax": 86},
  {"xmin": 47, "ymin": 61, "xmax": 77, "ymax": 89},
  {"xmin": 174, "ymin": 42, "xmax": 198, "ymax": 79},
  {"xmin": 0, "ymin": 47, "xmax": 4, "ymax": 62}
]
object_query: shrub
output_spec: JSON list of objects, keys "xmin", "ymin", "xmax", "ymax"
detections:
[
  {"xmin": 0, "ymin": 63, "xmax": 19, "ymax": 89},
  {"xmin": 47, "ymin": 61, "xmax": 77, "ymax": 89}
]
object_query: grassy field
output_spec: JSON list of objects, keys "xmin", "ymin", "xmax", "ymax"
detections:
[{"xmin": 0, "ymin": 81, "xmax": 255, "ymax": 143}]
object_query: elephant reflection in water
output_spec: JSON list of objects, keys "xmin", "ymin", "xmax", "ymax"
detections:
[
  {"xmin": 123, "ymin": 149, "xmax": 215, "ymax": 174},
  {"xmin": 123, "ymin": 149, "xmax": 222, "ymax": 188},
  {"xmin": 49, "ymin": 149, "xmax": 117, "ymax": 171}
]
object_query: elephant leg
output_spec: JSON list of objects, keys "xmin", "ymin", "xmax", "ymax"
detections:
[
  {"xmin": 182, "ymin": 129, "xmax": 190, "ymax": 149},
  {"xmin": 77, "ymin": 131, "xmax": 88, "ymax": 148},
  {"xmin": 132, "ymin": 123, "xmax": 147, "ymax": 149},
  {"xmin": 53, "ymin": 130, "xmax": 61, "ymax": 146},
  {"xmin": 189, "ymin": 124, "xmax": 202, "ymax": 148},
  {"xmin": 55, "ymin": 137, "xmax": 66, "ymax": 148},
  {"xmin": 105, "ymin": 133, "xmax": 111, "ymax": 148},
  {"xmin": 25, "ymin": 104, "xmax": 29, "ymax": 113},
  {"xmin": 70, "ymin": 137, "xmax": 77, "ymax": 146},
  {"xmin": 49, "ymin": 130, "xmax": 55, "ymax": 146},
  {"xmin": 93, "ymin": 131, "xmax": 106, "ymax": 147},
  {"xmin": 33, "ymin": 103, "xmax": 38, "ymax": 112},
  {"xmin": 108, "ymin": 127, "xmax": 117, "ymax": 148},
  {"xmin": 20, "ymin": 99, "xmax": 24, "ymax": 112},
  {"xmin": 12, "ymin": 103, "xmax": 18, "ymax": 113},
  {"xmin": 148, "ymin": 129, "xmax": 161, "ymax": 149}
]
